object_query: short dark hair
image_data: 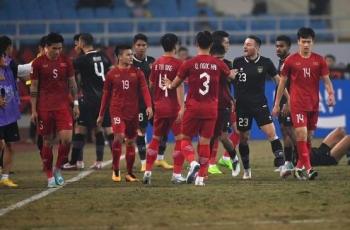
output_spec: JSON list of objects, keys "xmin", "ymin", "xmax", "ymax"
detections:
[
  {"xmin": 46, "ymin": 32, "xmax": 64, "ymax": 46},
  {"xmin": 114, "ymin": 44, "xmax": 132, "ymax": 56},
  {"xmin": 133, "ymin": 33, "xmax": 148, "ymax": 44},
  {"xmin": 73, "ymin": 34, "xmax": 81, "ymax": 42},
  {"xmin": 297, "ymin": 27, "xmax": 315, "ymax": 40},
  {"xmin": 39, "ymin": 35, "xmax": 47, "ymax": 48},
  {"xmin": 212, "ymin": 30, "xmax": 229, "ymax": 44},
  {"xmin": 276, "ymin": 35, "xmax": 291, "ymax": 47},
  {"xmin": 210, "ymin": 43, "xmax": 225, "ymax": 56},
  {"xmin": 247, "ymin": 35, "xmax": 261, "ymax": 47},
  {"xmin": 325, "ymin": 54, "xmax": 336, "ymax": 61},
  {"xmin": 195, "ymin": 31, "xmax": 213, "ymax": 49},
  {"xmin": 0, "ymin": 36, "xmax": 12, "ymax": 52},
  {"xmin": 79, "ymin": 33, "xmax": 94, "ymax": 46},
  {"xmin": 160, "ymin": 33, "xmax": 178, "ymax": 52}
]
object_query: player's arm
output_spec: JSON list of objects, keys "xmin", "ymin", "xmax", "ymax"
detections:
[
  {"xmin": 166, "ymin": 76, "xmax": 183, "ymax": 90},
  {"xmin": 322, "ymin": 74, "xmax": 335, "ymax": 106},
  {"xmin": 273, "ymin": 74, "xmax": 290, "ymax": 113},
  {"xmin": 30, "ymin": 79, "xmax": 39, "ymax": 124},
  {"xmin": 97, "ymin": 74, "xmax": 112, "ymax": 126},
  {"xmin": 176, "ymin": 82, "xmax": 185, "ymax": 122},
  {"xmin": 139, "ymin": 71, "xmax": 153, "ymax": 119},
  {"xmin": 68, "ymin": 76, "xmax": 80, "ymax": 119},
  {"xmin": 272, "ymin": 74, "xmax": 288, "ymax": 117}
]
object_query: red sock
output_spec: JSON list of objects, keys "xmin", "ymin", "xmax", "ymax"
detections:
[
  {"xmin": 112, "ymin": 140, "xmax": 122, "ymax": 171},
  {"xmin": 41, "ymin": 145, "xmax": 53, "ymax": 178},
  {"xmin": 146, "ymin": 138, "xmax": 160, "ymax": 171},
  {"xmin": 181, "ymin": 139, "xmax": 195, "ymax": 163},
  {"xmin": 173, "ymin": 140, "xmax": 184, "ymax": 174},
  {"xmin": 56, "ymin": 143, "xmax": 70, "ymax": 169},
  {"xmin": 209, "ymin": 139, "xmax": 219, "ymax": 164},
  {"xmin": 296, "ymin": 140, "xmax": 311, "ymax": 170},
  {"xmin": 126, "ymin": 145, "xmax": 136, "ymax": 174},
  {"xmin": 198, "ymin": 144, "xmax": 210, "ymax": 177}
]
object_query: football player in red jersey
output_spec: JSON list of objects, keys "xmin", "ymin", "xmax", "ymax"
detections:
[
  {"xmin": 142, "ymin": 33, "xmax": 185, "ymax": 185},
  {"xmin": 30, "ymin": 33, "xmax": 79, "ymax": 188},
  {"xmin": 97, "ymin": 44, "xmax": 152, "ymax": 183},
  {"xmin": 165, "ymin": 31, "xmax": 237, "ymax": 186},
  {"xmin": 273, "ymin": 27, "xmax": 335, "ymax": 180}
]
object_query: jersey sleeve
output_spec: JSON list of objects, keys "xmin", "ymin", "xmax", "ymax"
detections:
[
  {"xmin": 218, "ymin": 59, "xmax": 231, "ymax": 77},
  {"xmin": 320, "ymin": 56, "xmax": 330, "ymax": 76},
  {"xmin": 177, "ymin": 61, "xmax": 189, "ymax": 80},
  {"xmin": 99, "ymin": 71, "xmax": 112, "ymax": 117},
  {"xmin": 266, "ymin": 58, "xmax": 278, "ymax": 77},
  {"xmin": 280, "ymin": 57, "xmax": 292, "ymax": 78},
  {"xmin": 66, "ymin": 57, "xmax": 75, "ymax": 78},
  {"xmin": 30, "ymin": 58, "xmax": 40, "ymax": 80},
  {"xmin": 138, "ymin": 70, "xmax": 152, "ymax": 108}
]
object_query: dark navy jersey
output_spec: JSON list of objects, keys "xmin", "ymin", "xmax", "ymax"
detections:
[
  {"xmin": 232, "ymin": 55, "xmax": 277, "ymax": 106},
  {"xmin": 133, "ymin": 55, "xmax": 155, "ymax": 109},
  {"xmin": 73, "ymin": 50, "xmax": 111, "ymax": 106}
]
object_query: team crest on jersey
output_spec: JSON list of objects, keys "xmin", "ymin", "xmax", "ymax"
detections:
[
  {"xmin": 257, "ymin": 66, "xmax": 263, "ymax": 73},
  {"xmin": 42, "ymin": 64, "xmax": 48, "ymax": 68},
  {"xmin": 60, "ymin": 63, "xmax": 67, "ymax": 67},
  {"xmin": 313, "ymin": 61, "xmax": 319, "ymax": 66},
  {"xmin": 130, "ymin": 73, "xmax": 136, "ymax": 77},
  {"xmin": 295, "ymin": 62, "xmax": 301, "ymax": 66}
]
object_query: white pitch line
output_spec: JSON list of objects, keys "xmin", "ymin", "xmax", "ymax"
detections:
[{"xmin": 0, "ymin": 159, "xmax": 114, "ymax": 217}]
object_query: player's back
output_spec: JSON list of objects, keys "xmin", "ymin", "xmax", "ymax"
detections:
[
  {"xmin": 74, "ymin": 50, "xmax": 111, "ymax": 106},
  {"xmin": 177, "ymin": 54, "xmax": 230, "ymax": 118},
  {"xmin": 150, "ymin": 56, "xmax": 182, "ymax": 117}
]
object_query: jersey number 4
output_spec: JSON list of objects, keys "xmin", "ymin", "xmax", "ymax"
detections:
[
  {"xmin": 199, "ymin": 72, "xmax": 210, "ymax": 95},
  {"xmin": 94, "ymin": 62, "xmax": 105, "ymax": 81},
  {"xmin": 158, "ymin": 73, "xmax": 169, "ymax": 97}
]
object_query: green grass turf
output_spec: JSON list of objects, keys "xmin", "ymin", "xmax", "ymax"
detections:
[{"xmin": 1, "ymin": 140, "xmax": 350, "ymax": 229}]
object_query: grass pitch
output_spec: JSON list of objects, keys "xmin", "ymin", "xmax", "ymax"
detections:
[{"xmin": 1, "ymin": 140, "xmax": 350, "ymax": 230}]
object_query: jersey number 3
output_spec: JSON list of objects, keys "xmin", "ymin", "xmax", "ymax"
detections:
[{"xmin": 199, "ymin": 72, "xmax": 210, "ymax": 95}]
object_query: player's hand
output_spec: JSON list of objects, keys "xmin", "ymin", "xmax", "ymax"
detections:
[
  {"xmin": 0, "ymin": 97, "xmax": 6, "ymax": 108},
  {"xmin": 146, "ymin": 107, "xmax": 153, "ymax": 120},
  {"xmin": 73, "ymin": 105, "xmax": 80, "ymax": 120},
  {"xmin": 96, "ymin": 116, "xmax": 103, "ymax": 127},
  {"xmin": 31, "ymin": 111, "xmax": 38, "ymax": 124},
  {"xmin": 281, "ymin": 103, "xmax": 290, "ymax": 117},
  {"xmin": 271, "ymin": 104, "xmax": 280, "ymax": 117},
  {"xmin": 164, "ymin": 77, "xmax": 172, "ymax": 89},
  {"xmin": 229, "ymin": 69, "xmax": 238, "ymax": 80},
  {"xmin": 327, "ymin": 93, "xmax": 335, "ymax": 107},
  {"xmin": 176, "ymin": 108, "xmax": 184, "ymax": 123}
]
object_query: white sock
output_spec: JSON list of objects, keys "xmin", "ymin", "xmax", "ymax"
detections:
[
  {"xmin": 48, "ymin": 177, "xmax": 55, "ymax": 183},
  {"xmin": 1, "ymin": 174, "xmax": 9, "ymax": 180},
  {"xmin": 196, "ymin": 176, "xmax": 204, "ymax": 183},
  {"xmin": 145, "ymin": 171, "xmax": 152, "ymax": 176},
  {"xmin": 156, "ymin": 155, "xmax": 164, "ymax": 161},
  {"xmin": 141, "ymin": 160, "xmax": 146, "ymax": 165},
  {"xmin": 222, "ymin": 156, "xmax": 231, "ymax": 161},
  {"xmin": 209, "ymin": 164, "xmax": 216, "ymax": 167}
]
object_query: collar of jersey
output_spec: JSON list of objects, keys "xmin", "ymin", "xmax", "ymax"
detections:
[
  {"xmin": 244, "ymin": 55, "xmax": 261, "ymax": 63},
  {"xmin": 133, "ymin": 55, "xmax": 147, "ymax": 63}
]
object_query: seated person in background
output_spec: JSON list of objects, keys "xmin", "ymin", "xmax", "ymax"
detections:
[
  {"xmin": 311, "ymin": 127, "xmax": 350, "ymax": 166},
  {"xmin": 325, "ymin": 54, "xmax": 345, "ymax": 79}
]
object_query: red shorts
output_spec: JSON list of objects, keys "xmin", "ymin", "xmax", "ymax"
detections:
[
  {"xmin": 111, "ymin": 115, "xmax": 138, "ymax": 139},
  {"xmin": 153, "ymin": 115, "xmax": 181, "ymax": 137},
  {"xmin": 38, "ymin": 109, "xmax": 73, "ymax": 135},
  {"xmin": 181, "ymin": 111, "xmax": 216, "ymax": 139},
  {"xmin": 291, "ymin": 110, "xmax": 319, "ymax": 130}
]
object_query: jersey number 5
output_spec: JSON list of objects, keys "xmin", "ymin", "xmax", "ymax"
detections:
[{"xmin": 199, "ymin": 72, "xmax": 210, "ymax": 96}]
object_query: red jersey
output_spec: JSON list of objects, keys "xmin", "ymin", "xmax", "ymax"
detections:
[
  {"xmin": 150, "ymin": 56, "xmax": 183, "ymax": 118},
  {"xmin": 281, "ymin": 52, "xmax": 329, "ymax": 111},
  {"xmin": 177, "ymin": 54, "xmax": 230, "ymax": 118},
  {"xmin": 31, "ymin": 55, "xmax": 74, "ymax": 111},
  {"xmin": 99, "ymin": 66, "xmax": 152, "ymax": 120}
]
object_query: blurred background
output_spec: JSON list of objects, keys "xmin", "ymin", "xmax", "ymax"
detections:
[{"xmin": 1, "ymin": 0, "xmax": 349, "ymax": 140}]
